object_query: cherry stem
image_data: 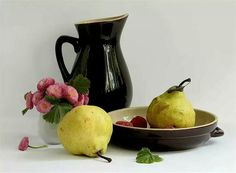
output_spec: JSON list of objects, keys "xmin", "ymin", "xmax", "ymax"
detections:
[
  {"xmin": 28, "ymin": 145, "xmax": 48, "ymax": 149},
  {"xmin": 97, "ymin": 151, "xmax": 112, "ymax": 163}
]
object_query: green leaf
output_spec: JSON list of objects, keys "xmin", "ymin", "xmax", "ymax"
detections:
[
  {"xmin": 69, "ymin": 74, "xmax": 90, "ymax": 94},
  {"xmin": 43, "ymin": 103, "xmax": 73, "ymax": 124},
  {"xmin": 44, "ymin": 95, "xmax": 61, "ymax": 104},
  {"xmin": 136, "ymin": 147, "xmax": 163, "ymax": 164},
  {"xmin": 22, "ymin": 108, "xmax": 29, "ymax": 115}
]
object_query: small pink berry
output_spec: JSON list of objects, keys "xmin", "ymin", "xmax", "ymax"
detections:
[
  {"xmin": 46, "ymin": 84, "xmax": 63, "ymax": 99},
  {"xmin": 36, "ymin": 98, "xmax": 52, "ymax": 113},
  {"xmin": 64, "ymin": 85, "xmax": 79, "ymax": 105},
  {"xmin": 37, "ymin": 78, "xmax": 55, "ymax": 92},
  {"xmin": 32, "ymin": 91, "xmax": 44, "ymax": 106},
  {"xmin": 25, "ymin": 92, "xmax": 33, "ymax": 109},
  {"xmin": 18, "ymin": 137, "xmax": 29, "ymax": 151}
]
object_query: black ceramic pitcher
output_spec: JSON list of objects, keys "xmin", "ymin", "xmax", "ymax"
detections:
[{"xmin": 55, "ymin": 14, "xmax": 132, "ymax": 112}]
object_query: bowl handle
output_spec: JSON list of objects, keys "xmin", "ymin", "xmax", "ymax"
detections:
[{"xmin": 211, "ymin": 127, "xmax": 224, "ymax": 137}]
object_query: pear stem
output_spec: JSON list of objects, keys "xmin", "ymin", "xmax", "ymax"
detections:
[
  {"xmin": 178, "ymin": 78, "xmax": 191, "ymax": 88},
  {"xmin": 167, "ymin": 78, "xmax": 191, "ymax": 93},
  {"xmin": 97, "ymin": 151, "xmax": 112, "ymax": 163}
]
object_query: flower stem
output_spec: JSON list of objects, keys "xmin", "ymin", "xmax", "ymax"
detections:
[{"xmin": 28, "ymin": 145, "xmax": 48, "ymax": 149}]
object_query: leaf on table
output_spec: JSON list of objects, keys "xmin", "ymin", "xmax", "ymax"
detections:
[{"xmin": 136, "ymin": 147, "xmax": 163, "ymax": 164}]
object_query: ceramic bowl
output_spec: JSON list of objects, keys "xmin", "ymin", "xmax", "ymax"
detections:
[{"xmin": 109, "ymin": 106, "xmax": 224, "ymax": 151}]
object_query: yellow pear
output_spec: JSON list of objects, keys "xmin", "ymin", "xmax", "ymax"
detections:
[
  {"xmin": 147, "ymin": 78, "xmax": 195, "ymax": 128},
  {"xmin": 57, "ymin": 105, "xmax": 113, "ymax": 162}
]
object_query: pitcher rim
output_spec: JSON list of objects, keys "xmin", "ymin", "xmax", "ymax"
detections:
[{"xmin": 76, "ymin": 13, "xmax": 128, "ymax": 25}]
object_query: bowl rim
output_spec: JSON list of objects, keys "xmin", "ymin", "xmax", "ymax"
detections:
[{"xmin": 109, "ymin": 106, "xmax": 218, "ymax": 131}]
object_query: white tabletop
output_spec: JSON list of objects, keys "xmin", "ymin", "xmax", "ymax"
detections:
[{"xmin": 1, "ymin": 112, "xmax": 235, "ymax": 173}]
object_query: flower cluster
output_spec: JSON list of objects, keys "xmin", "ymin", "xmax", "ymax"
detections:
[
  {"xmin": 22, "ymin": 76, "xmax": 90, "ymax": 123},
  {"xmin": 24, "ymin": 77, "xmax": 88, "ymax": 114}
]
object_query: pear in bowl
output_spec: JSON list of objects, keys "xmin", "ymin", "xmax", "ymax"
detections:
[{"xmin": 147, "ymin": 78, "xmax": 195, "ymax": 128}]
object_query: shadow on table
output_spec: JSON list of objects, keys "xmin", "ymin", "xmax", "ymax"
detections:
[
  {"xmin": 109, "ymin": 139, "xmax": 217, "ymax": 154},
  {"xmin": 22, "ymin": 146, "xmax": 92, "ymax": 161}
]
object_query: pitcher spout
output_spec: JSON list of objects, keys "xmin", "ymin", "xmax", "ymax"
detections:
[
  {"xmin": 75, "ymin": 14, "xmax": 128, "ymax": 41},
  {"xmin": 77, "ymin": 13, "xmax": 128, "ymax": 25}
]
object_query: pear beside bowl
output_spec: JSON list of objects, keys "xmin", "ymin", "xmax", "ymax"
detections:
[{"xmin": 109, "ymin": 106, "xmax": 224, "ymax": 151}]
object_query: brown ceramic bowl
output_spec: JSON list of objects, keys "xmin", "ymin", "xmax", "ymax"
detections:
[{"xmin": 109, "ymin": 106, "xmax": 224, "ymax": 151}]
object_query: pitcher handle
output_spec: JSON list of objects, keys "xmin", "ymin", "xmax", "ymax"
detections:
[{"xmin": 55, "ymin": 35, "xmax": 80, "ymax": 82}]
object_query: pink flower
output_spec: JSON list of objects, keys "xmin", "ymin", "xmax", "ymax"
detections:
[
  {"xmin": 36, "ymin": 98, "xmax": 52, "ymax": 113},
  {"xmin": 25, "ymin": 92, "xmax": 33, "ymax": 109},
  {"xmin": 18, "ymin": 137, "xmax": 47, "ymax": 151},
  {"xmin": 32, "ymin": 91, "xmax": 44, "ymax": 106},
  {"xmin": 18, "ymin": 137, "xmax": 29, "ymax": 151},
  {"xmin": 46, "ymin": 84, "xmax": 64, "ymax": 99},
  {"xmin": 84, "ymin": 94, "xmax": 89, "ymax": 105},
  {"xmin": 74, "ymin": 94, "xmax": 85, "ymax": 107},
  {"xmin": 58, "ymin": 83, "xmax": 68, "ymax": 90},
  {"xmin": 37, "ymin": 78, "xmax": 55, "ymax": 92},
  {"xmin": 64, "ymin": 85, "xmax": 79, "ymax": 105}
]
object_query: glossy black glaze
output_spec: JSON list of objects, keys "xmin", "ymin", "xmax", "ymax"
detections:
[{"xmin": 55, "ymin": 14, "xmax": 132, "ymax": 112}]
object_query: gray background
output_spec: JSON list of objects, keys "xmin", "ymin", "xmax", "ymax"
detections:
[{"xmin": 0, "ymin": 0, "xmax": 235, "ymax": 172}]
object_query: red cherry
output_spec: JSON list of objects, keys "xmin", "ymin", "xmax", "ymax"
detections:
[
  {"xmin": 115, "ymin": 121, "xmax": 133, "ymax": 127},
  {"xmin": 130, "ymin": 116, "xmax": 147, "ymax": 128}
]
